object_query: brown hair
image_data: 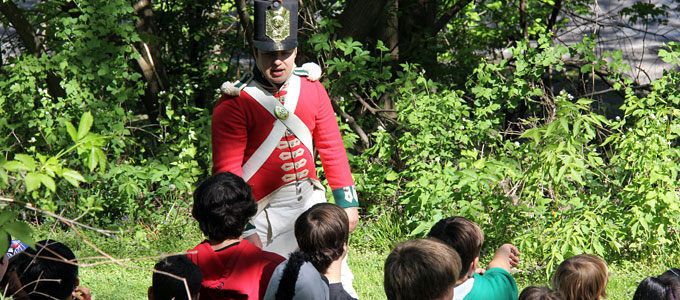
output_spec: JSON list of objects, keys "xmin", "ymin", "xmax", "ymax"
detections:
[
  {"xmin": 384, "ymin": 239, "xmax": 462, "ymax": 300},
  {"xmin": 427, "ymin": 216, "xmax": 484, "ymax": 280},
  {"xmin": 519, "ymin": 286, "xmax": 563, "ymax": 300},
  {"xmin": 552, "ymin": 254, "xmax": 608, "ymax": 300},
  {"xmin": 294, "ymin": 203, "xmax": 349, "ymax": 273}
]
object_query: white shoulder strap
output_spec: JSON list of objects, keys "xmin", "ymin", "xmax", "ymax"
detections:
[{"xmin": 241, "ymin": 75, "xmax": 314, "ymax": 181}]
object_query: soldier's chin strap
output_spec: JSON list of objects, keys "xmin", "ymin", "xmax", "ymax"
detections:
[
  {"xmin": 252, "ymin": 61, "xmax": 297, "ymax": 93},
  {"xmin": 252, "ymin": 65, "xmax": 277, "ymax": 90}
]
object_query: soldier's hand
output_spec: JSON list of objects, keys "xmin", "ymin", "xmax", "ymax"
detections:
[{"xmin": 344, "ymin": 207, "xmax": 359, "ymax": 233}]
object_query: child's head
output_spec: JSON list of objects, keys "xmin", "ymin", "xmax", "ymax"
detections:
[
  {"xmin": 632, "ymin": 268, "xmax": 680, "ymax": 300},
  {"xmin": 552, "ymin": 254, "xmax": 608, "ymax": 300},
  {"xmin": 384, "ymin": 239, "xmax": 462, "ymax": 300},
  {"xmin": 427, "ymin": 216, "xmax": 484, "ymax": 280},
  {"xmin": 12, "ymin": 239, "xmax": 78, "ymax": 300},
  {"xmin": 149, "ymin": 255, "xmax": 202, "ymax": 300},
  {"xmin": 294, "ymin": 203, "xmax": 348, "ymax": 273},
  {"xmin": 192, "ymin": 172, "xmax": 257, "ymax": 241},
  {"xmin": 519, "ymin": 286, "xmax": 563, "ymax": 300}
]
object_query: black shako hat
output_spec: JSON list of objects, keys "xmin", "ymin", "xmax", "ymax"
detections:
[{"xmin": 253, "ymin": 0, "xmax": 298, "ymax": 51}]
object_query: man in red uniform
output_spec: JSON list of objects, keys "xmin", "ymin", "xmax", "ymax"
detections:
[{"xmin": 211, "ymin": 0, "xmax": 359, "ymax": 297}]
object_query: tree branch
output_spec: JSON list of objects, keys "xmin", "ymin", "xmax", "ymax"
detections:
[
  {"xmin": 331, "ymin": 98, "xmax": 369, "ymax": 147},
  {"xmin": 546, "ymin": 0, "xmax": 563, "ymax": 33},
  {"xmin": 235, "ymin": 0, "xmax": 254, "ymax": 50},
  {"xmin": 432, "ymin": 0, "xmax": 474, "ymax": 35}
]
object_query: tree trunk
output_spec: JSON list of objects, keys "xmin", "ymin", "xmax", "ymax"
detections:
[
  {"xmin": 336, "ymin": 0, "xmax": 390, "ymax": 42},
  {"xmin": 547, "ymin": 0, "xmax": 563, "ymax": 33},
  {"xmin": 0, "ymin": 1, "xmax": 67, "ymax": 100},
  {"xmin": 520, "ymin": 0, "xmax": 528, "ymax": 39},
  {"xmin": 132, "ymin": 0, "xmax": 171, "ymax": 122},
  {"xmin": 235, "ymin": 0, "xmax": 254, "ymax": 50}
]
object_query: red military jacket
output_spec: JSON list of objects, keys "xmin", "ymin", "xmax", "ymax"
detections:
[
  {"xmin": 211, "ymin": 73, "xmax": 358, "ymax": 207},
  {"xmin": 187, "ymin": 240, "xmax": 285, "ymax": 300}
]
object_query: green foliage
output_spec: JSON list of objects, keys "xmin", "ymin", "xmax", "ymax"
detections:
[
  {"xmin": 351, "ymin": 34, "xmax": 680, "ymax": 276},
  {"xmin": 0, "ymin": 0, "xmax": 208, "ymax": 224}
]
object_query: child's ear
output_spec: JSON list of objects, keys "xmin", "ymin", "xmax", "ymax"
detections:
[
  {"xmin": 148, "ymin": 286, "xmax": 154, "ymax": 300},
  {"xmin": 472, "ymin": 256, "xmax": 480, "ymax": 270}
]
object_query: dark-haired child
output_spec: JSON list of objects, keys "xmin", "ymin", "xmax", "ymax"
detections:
[
  {"xmin": 188, "ymin": 172, "xmax": 285, "ymax": 300},
  {"xmin": 632, "ymin": 268, "xmax": 680, "ymax": 300},
  {"xmin": 149, "ymin": 255, "xmax": 202, "ymax": 300},
  {"xmin": 384, "ymin": 239, "xmax": 462, "ymax": 300},
  {"xmin": 519, "ymin": 286, "xmax": 562, "ymax": 300},
  {"xmin": 10, "ymin": 239, "xmax": 91, "ymax": 300},
  {"xmin": 552, "ymin": 254, "xmax": 608, "ymax": 300},
  {"xmin": 428, "ymin": 216, "xmax": 519, "ymax": 300},
  {"xmin": 264, "ymin": 203, "xmax": 354, "ymax": 300}
]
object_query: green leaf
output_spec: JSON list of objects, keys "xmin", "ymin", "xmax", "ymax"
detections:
[
  {"xmin": 0, "ymin": 170, "xmax": 7, "ymax": 186},
  {"xmin": 3, "ymin": 161, "xmax": 30, "ymax": 172},
  {"xmin": 4, "ymin": 221, "xmax": 34, "ymax": 246},
  {"xmin": 95, "ymin": 148, "xmax": 107, "ymax": 171},
  {"xmin": 88, "ymin": 148, "xmax": 98, "ymax": 172},
  {"xmin": 0, "ymin": 234, "xmax": 7, "ymax": 259},
  {"xmin": 66, "ymin": 121, "xmax": 78, "ymax": 142},
  {"xmin": 385, "ymin": 171, "xmax": 399, "ymax": 181},
  {"xmin": 62, "ymin": 169, "xmax": 86, "ymax": 187},
  {"xmin": 77, "ymin": 112, "xmax": 94, "ymax": 140},
  {"xmin": 14, "ymin": 154, "xmax": 37, "ymax": 170},
  {"xmin": 24, "ymin": 172, "xmax": 41, "ymax": 192},
  {"xmin": 0, "ymin": 210, "xmax": 16, "ymax": 225},
  {"xmin": 37, "ymin": 173, "xmax": 56, "ymax": 192}
]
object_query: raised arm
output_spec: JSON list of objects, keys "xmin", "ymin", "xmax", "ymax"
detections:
[{"xmin": 487, "ymin": 243, "xmax": 520, "ymax": 272}]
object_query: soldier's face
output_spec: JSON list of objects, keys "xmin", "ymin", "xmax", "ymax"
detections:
[{"xmin": 255, "ymin": 48, "xmax": 297, "ymax": 86}]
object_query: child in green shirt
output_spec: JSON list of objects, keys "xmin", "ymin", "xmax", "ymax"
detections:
[{"xmin": 428, "ymin": 216, "xmax": 520, "ymax": 300}]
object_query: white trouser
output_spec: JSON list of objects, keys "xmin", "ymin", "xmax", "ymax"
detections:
[{"xmin": 251, "ymin": 180, "xmax": 359, "ymax": 299}]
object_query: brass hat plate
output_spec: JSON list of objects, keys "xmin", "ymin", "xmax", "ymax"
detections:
[{"xmin": 266, "ymin": 6, "xmax": 290, "ymax": 42}]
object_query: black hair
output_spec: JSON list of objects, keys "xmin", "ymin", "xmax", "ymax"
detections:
[
  {"xmin": 12, "ymin": 239, "xmax": 78, "ymax": 300},
  {"xmin": 633, "ymin": 277, "xmax": 670, "ymax": 300},
  {"xmin": 634, "ymin": 268, "xmax": 680, "ymax": 300},
  {"xmin": 274, "ymin": 251, "xmax": 307, "ymax": 300},
  {"xmin": 192, "ymin": 172, "xmax": 257, "ymax": 241},
  {"xmin": 152, "ymin": 255, "xmax": 202, "ymax": 300}
]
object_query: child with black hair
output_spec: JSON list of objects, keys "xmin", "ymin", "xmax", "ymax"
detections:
[
  {"xmin": 188, "ymin": 172, "xmax": 285, "ymax": 300},
  {"xmin": 264, "ymin": 203, "xmax": 354, "ymax": 300},
  {"xmin": 9, "ymin": 239, "xmax": 91, "ymax": 300},
  {"xmin": 149, "ymin": 255, "xmax": 202, "ymax": 300},
  {"xmin": 633, "ymin": 268, "xmax": 680, "ymax": 300}
]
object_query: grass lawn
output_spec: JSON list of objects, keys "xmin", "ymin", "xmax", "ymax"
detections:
[{"xmin": 21, "ymin": 215, "xmax": 677, "ymax": 300}]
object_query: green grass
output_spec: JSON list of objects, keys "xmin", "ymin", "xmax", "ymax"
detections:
[{"xmin": 19, "ymin": 212, "xmax": 679, "ymax": 300}]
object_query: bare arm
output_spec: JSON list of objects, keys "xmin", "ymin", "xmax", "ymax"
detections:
[
  {"xmin": 344, "ymin": 207, "xmax": 359, "ymax": 233},
  {"xmin": 487, "ymin": 243, "xmax": 519, "ymax": 272}
]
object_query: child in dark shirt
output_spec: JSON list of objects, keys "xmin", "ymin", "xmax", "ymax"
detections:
[{"xmin": 265, "ymin": 203, "xmax": 355, "ymax": 300}]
